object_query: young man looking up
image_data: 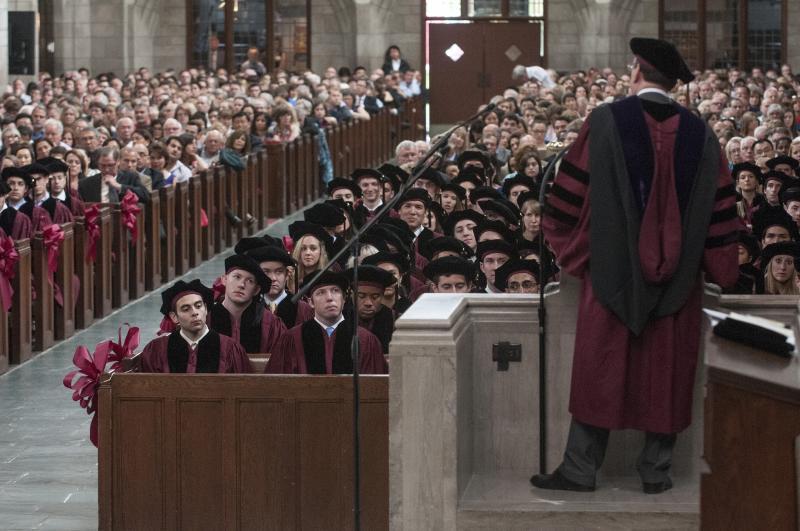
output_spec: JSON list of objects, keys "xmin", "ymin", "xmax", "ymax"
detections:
[
  {"xmin": 209, "ymin": 254, "xmax": 286, "ymax": 354},
  {"xmin": 141, "ymin": 279, "xmax": 252, "ymax": 373},
  {"xmin": 265, "ymin": 271, "xmax": 387, "ymax": 374}
]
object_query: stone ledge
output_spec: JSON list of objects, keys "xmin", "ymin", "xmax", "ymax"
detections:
[{"xmin": 458, "ymin": 472, "xmax": 698, "ymax": 530}]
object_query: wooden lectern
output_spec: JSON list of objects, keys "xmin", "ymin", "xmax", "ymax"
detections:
[{"xmin": 701, "ymin": 308, "xmax": 800, "ymax": 530}]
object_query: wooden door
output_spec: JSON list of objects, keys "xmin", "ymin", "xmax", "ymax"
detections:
[
  {"xmin": 428, "ymin": 20, "xmax": 542, "ymax": 124},
  {"xmin": 428, "ymin": 21, "xmax": 486, "ymax": 124},
  {"xmin": 483, "ymin": 20, "xmax": 542, "ymax": 98}
]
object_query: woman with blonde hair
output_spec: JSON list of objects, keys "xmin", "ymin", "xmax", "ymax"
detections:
[
  {"xmin": 760, "ymin": 242, "xmax": 800, "ymax": 295},
  {"xmin": 288, "ymin": 221, "xmax": 332, "ymax": 293},
  {"xmin": 725, "ymin": 136, "xmax": 743, "ymax": 167}
]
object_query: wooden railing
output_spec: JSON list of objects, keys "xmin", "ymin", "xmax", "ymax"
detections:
[{"xmin": 0, "ymin": 97, "xmax": 424, "ymax": 374}]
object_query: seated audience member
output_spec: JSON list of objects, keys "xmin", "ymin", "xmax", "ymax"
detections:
[
  {"xmin": 353, "ymin": 168, "xmax": 386, "ymax": 220},
  {"xmin": 0, "ymin": 176, "xmax": 32, "ymax": 239},
  {"xmin": 362, "ymin": 251, "xmax": 413, "ymax": 316},
  {"xmin": 78, "ymin": 146, "xmax": 148, "ymax": 203},
  {"xmin": 209, "ymin": 254, "xmax": 286, "ymax": 354},
  {"xmin": 476, "ymin": 239, "xmax": 517, "ymax": 293},
  {"xmin": 423, "ymin": 256, "xmax": 475, "ymax": 293},
  {"xmin": 289, "ymin": 220, "xmax": 334, "ymax": 289},
  {"xmin": 782, "ymin": 187, "xmax": 800, "ymax": 230},
  {"xmin": 32, "ymin": 159, "xmax": 74, "ymax": 223},
  {"xmin": 494, "ymin": 258, "xmax": 541, "ymax": 294},
  {"xmin": 243, "ymin": 244, "xmax": 315, "ymax": 328},
  {"xmin": 759, "ymin": 241, "xmax": 800, "ymax": 295},
  {"xmin": 348, "ymin": 265, "xmax": 397, "ymax": 353},
  {"xmin": 4, "ymin": 165, "xmax": 52, "ymax": 233},
  {"xmin": 327, "ymin": 177, "xmax": 362, "ymax": 206},
  {"xmin": 42, "ymin": 156, "xmax": 84, "ymax": 217},
  {"xmin": 265, "ymin": 271, "xmax": 387, "ymax": 374},
  {"xmin": 140, "ymin": 279, "xmax": 253, "ymax": 373},
  {"xmin": 443, "ymin": 209, "xmax": 485, "ymax": 252}
]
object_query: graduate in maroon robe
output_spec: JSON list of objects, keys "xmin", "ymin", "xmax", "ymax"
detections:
[
  {"xmin": 140, "ymin": 279, "xmax": 252, "ymax": 373},
  {"xmin": 0, "ymin": 179, "xmax": 33, "ymax": 240},
  {"xmin": 208, "ymin": 254, "xmax": 286, "ymax": 354},
  {"xmin": 265, "ymin": 270, "xmax": 387, "ymax": 375},
  {"xmin": 41, "ymin": 157, "xmax": 84, "ymax": 219},
  {"xmin": 16, "ymin": 163, "xmax": 56, "ymax": 232},
  {"xmin": 532, "ymin": 38, "xmax": 741, "ymax": 495},
  {"xmin": 352, "ymin": 168, "xmax": 386, "ymax": 222},
  {"xmin": 243, "ymin": 244, "xmax": 314, "ymax": 328},
  {"xmin": 1, "ymin": 166, "xmax": 44, "ymax": 239},
  {"xmin": 347, "ymin": 265, "xmax": 397, "ymax": 354}
]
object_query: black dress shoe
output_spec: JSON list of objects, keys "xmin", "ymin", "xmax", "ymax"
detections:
[
  {"xmin": 530, "ymin": 470, "xmax": 595, "ymax": 492},
  {"xmin": 225, "ymin": 208, "xmax": 243, "ymax": 226},
  {"xmin": 642, "ymin": 477, "xmax": 672, "ymax": 494}
]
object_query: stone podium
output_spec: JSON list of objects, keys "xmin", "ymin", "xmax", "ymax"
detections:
[{"xmin": 389, "ymin": 284, "xmax": 705, "ymax": 530}]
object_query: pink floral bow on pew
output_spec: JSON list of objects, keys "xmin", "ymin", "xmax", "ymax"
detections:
[
  {"xmin": 0, "ymin": 235, "xmax": 19, "ymax": 312},
  {"xmin": 120, "ymin": 190, "xmax": 141, "ymax": 241},
  {"xmin": 83, "ymin": 204, "xmax": 101, "ymax": 262},
  {"xmin": 42, "ymin": 224, "xmax": 65, "ymax": 307},
  {"xmin": 63, "ymin": 324, "xmax": 140, "ymax": 447}
]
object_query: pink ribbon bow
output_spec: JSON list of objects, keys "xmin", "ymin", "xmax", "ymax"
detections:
[
  {"xmin": 0, "ymin": 236, "xmax": 19, "ymax": 312},
  {"xmin": 108, "ymin": 324, "xmax": 140, "ymax": 373},
  {"xmin": 84, "ymin": 204, "xmax": 101, "ymax": 263},
  {"xmin": 120, "ymin": 190, "xmax": 141, "ymax": 241},
  {"xmin": 63, "ymin": 324, "xmax": 140, "ymax": 447},
  {"xmin": 63, "ymin": 341, "xmax": 112, "ymax": 447},
  {"xmin": 42, "ymin": 224, "xmax": 65, "ymax": 307}
]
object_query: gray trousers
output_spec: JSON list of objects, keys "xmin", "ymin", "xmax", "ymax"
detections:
[{"xmin": 556, "ymin": 418, "xmax": 677, "ymax": 487}]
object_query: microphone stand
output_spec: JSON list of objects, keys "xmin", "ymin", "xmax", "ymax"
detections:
[
  {"xmin": 292, "ymin": 102, "xmax": 499, "ymax": 531},
  {"xmin": 536, "ymin": 144, "xmax": 570, "ymax": 474}
]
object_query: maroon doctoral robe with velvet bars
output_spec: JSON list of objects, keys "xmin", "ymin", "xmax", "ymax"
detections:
[
  {"xmin": 265, "ymin": 318, "xmax": 387, "ymax": 374},
  {"xmin": 140, "ymin": 329, "xmax": 253, "ymax": 373},
  {"xmin": 542, "ymin": 98, "xmax": 740, "ymax": 434}
]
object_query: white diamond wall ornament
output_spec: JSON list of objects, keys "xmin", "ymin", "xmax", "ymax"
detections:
[
  {"xmin": 445, "ymin": 44, "xmax": 465, "ymax": 62},
  {"xmin": 505, "ymin": 45, "xmax": 522, "ymax": 62}
]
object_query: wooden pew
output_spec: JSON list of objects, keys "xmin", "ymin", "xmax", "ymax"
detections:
[
  {"xmin": 266, "ymin": 142, "xmax": 286, "ymax": 218},
  {"xmin": 237, "ymin": 163, "xmax": 253, "ymax": 237},
  {"xmin": 174, "ymin": 181, "xmax": 190, "ymax": 276},
  {"xmin": 159, "ymin": 186, "xmax": 176, "ymax": 282},
  {"xmin": 144, "ymin": 190, "xmax": 162, "ymax": 291},
  {"xmin": 198, "ymin": 170, "xmax": 216, "ymax": 259},
  {"xmin": 188, "ymin": 177, "xmax": 203, "ymax": 268},
  {"xmin": 253, "ymin": 151, "xmax": 268, "ymax": 229},
  {"xmin": 73, "ymin": 218, "xmax": 94, "ymax": 329},
  {"xmin": 53, "ymin": 222, "xmax": 75, "ymax": 341},
  {"xmin": 93, "ymin": 206, "xmax": 113, "ymax": 319},
  {"xmin": 98, "ymin": 374, "xmax": 389, "ymax": 531},
  {"xmin": 110, "ymin": 206, "xmax": 130, "ymax": 309},
  {"xmin": 128, "ymin": 209, "xmax": 145, "ymax": 300},
  {"xmin": 9, "ymin": 239, "xmax": 31, "ymax": 363},
  {"xmin": 31, "ymin": 233, "xmax": 54, "ymax": 352},
  {"xmin": 286, "ymin": 140, "xmax": 298, "ymax": 214},
  {"xmin": 213, "ymin": 166, "xmax": 228, "ymax": 252},
  {"xmin": 223, "ymin": 168, "xmax": 240, "ymax": 247}
]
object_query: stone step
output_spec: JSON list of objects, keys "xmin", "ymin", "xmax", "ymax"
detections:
[{"xmin": 457, "ymin": 471, "xmax": 698, "ymax": 530}]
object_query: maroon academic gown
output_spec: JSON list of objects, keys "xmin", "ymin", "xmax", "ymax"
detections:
[
  {"xmin": 265, "ymin": 318, "xmax": 387, "ymax": 374},
  {"xmin": 209, "ymin": 300, "xmax": 286, "ymax": 354},
  {"xmin": 273, "ymin": 293, "xmax": 315, "ymax": 329},
  {"xmin": 542, "ymin": 110, "xmax": 740, "ymax": 434},
  {"xmin": 18, "ymin": 201, "xmax": 54, "ymax": 233},
  {"xmin": 140, "ymin": 329, "xmax": 253, "ymax": 373},
  {"xmin": 39, "ymin": 196, "xmax": 74, "ymax": 224},
  {"xmin": 0, "ymin": 208, "xmax": 33, "ymax": 240}
]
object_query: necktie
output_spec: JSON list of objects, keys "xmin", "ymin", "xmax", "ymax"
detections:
[
  {"xmin": 325, "ymin": 326, "xmax": 334, "ymax": 337},
  {"xmin": 269, "ymin": 302, "xmax": 277, "ymax": 313}
]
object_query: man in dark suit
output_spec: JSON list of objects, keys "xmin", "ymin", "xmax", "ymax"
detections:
[{"xmin": 78, "ymin": 146, "xmax": 148, "ymax": 203}]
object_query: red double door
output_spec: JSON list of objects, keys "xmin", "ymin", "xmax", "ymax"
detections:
[{"xmin": 428, "ymin": 20, "xmax": 543, "ymax": 124}]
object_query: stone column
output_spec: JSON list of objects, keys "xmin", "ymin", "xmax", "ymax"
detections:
[
  {"xmin": 0, "ymin": 0, "xmax": 8, "ymax": 89},
  {"xmin": 311, "ymin": 0, "xmax": 421, "ymax": 74},
  {"xmin": 546, "ymin": 0, "xmax": 658, "ymax": 72},
  {"xmin": 789, "ymin": 1, "xmax": 800, "ymax": 69}
]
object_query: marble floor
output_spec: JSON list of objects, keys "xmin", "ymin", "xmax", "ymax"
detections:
[{"xmin": 0, "ymin": 213, "xmax": 303, "ymax": 530}]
